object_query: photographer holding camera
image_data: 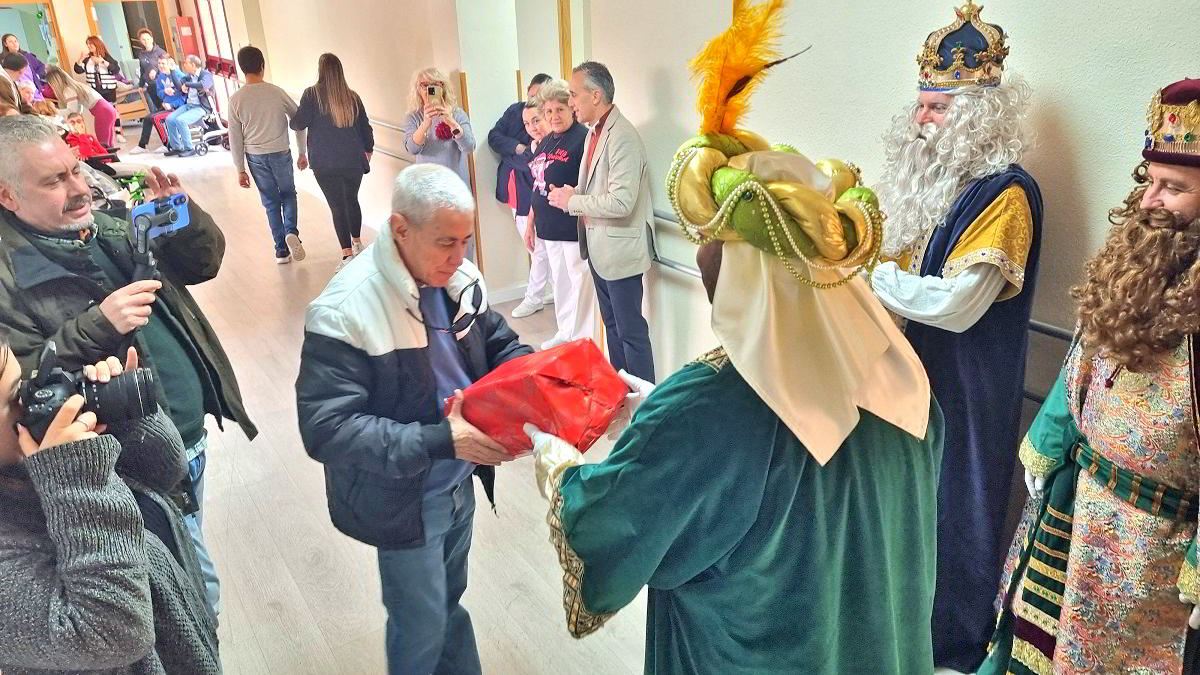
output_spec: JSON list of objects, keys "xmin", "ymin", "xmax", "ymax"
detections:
[
  {"xmin": 0, "ymin": 115, "xmax": 257, "ymax": 617},
  {"xmin": 0, "ymin": 343, "xmax": 220, "ymax": 674}
]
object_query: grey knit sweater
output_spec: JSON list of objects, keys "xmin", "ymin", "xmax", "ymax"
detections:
[
  {"xmin": 0, "ymin": 411, "xmax": 220, "ymax": 674},
  {"xmin": 401, "ymin": 107, "xmax": 477, "ymax": 187}
]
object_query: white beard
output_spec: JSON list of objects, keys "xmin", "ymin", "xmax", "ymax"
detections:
[
  {"xmin": 875, "ymin": 82, "xmax": 1033, "ymax": 260},
  {"xmin": 875, "ymin": 122, "xmax": 969, "ymax": 260}
]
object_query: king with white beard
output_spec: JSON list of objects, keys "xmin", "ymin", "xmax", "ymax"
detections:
[{"xmin": 868, "ymin": 3, "xmax": 1044, "ymax": 673}]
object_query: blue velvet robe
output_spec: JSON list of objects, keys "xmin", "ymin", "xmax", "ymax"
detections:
[{"xmin": 904, "ymin": 165, "xmax": 1043, "ymax": 672}]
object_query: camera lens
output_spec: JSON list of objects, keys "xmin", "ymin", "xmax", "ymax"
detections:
[{"xmin": 80, "ymin": 368, "xmax": 157, "ymax": 424}]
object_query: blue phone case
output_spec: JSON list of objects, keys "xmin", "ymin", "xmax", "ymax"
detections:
[{"xmin": 131, "ymin": 194, "xmax": 191, "ymax": 240}]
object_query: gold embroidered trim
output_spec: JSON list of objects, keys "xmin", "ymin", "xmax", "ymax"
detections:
[
  {"xmin": 1041, "ymin": 522, "xmax": 1071, "ymax": 540},
  {"xmin": 691, "ymin": 347, "xmax": 730, "ymax": 372},
  {"xmin": 1028, "ymin": 556, "xmax": 1067, "ymax": 584},
  {"xmin": 1012, "ymin": 637, "xmax": 1055, "ymax": 675},
  {"xmin": 1179, "ymin": 557, "xmax": 1199, "ymax": 599},
  {"xmin": 1013, "ymin": 595, "xmax": 1060, "ymax": 635},
  {"xmin": 1033, "ymin": 539, "xmax": 1069, "ymax": 562},
  {"xmin": 547, "ymin": 470, "xmax": 615, "ymax": 638},
  {"xmin": 1045, "ymin": 505, "xmax": 1074, "ymax": 524},
  {"xmin": 942, "ymin": 246, "xmax": 1025, "ymax": 288},
  {"xmin": 1019, "ymin": 436, "xmax": 1056, "ymax": 479},
  {"xmin": 1024, "ymin": 578, "xmax": 1064, "ymax": 606}
]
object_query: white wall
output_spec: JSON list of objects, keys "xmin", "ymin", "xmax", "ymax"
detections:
[
  {"xmin": 228, "ymin": 0, "xmax": 460, "ymax": 159},
  {"xmin": 456, "ymin": 0, "xmax": 529, "ymax": 293},
  {"xmin": 515, "ymin": 0, "xmax": 561, "ymax": 81},
  {"xmin": 588, "ymin": 0, "xmax": 1200, "ymax": 375}
]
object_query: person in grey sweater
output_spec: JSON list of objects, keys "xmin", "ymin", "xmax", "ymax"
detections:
[
  {"xmin": 0, "ymin": 346, "xmax": 220, "ymax": 674},
  {"xmin": 230, "ymin": 45, "xmax": 307, "ymax": 264}
]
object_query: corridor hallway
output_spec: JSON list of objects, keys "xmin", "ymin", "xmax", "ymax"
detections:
[{"xmin": 147, "ymin": 148, "xmax": 647, "ymax": 674}]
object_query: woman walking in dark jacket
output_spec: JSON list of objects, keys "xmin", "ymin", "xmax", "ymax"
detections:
[
  {"xmin": 74, "ymin": 35, "xmax": 126, "ymax": 144},
  {"xmin": 291, "ymin": 53, "xmax": 374, "ymax": 267},
  {"xmin": 0, "ymin": 345, "xmax": 220, "ymax": 674}
]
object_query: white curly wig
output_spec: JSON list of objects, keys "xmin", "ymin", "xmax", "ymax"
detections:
[{"xmin": 875, "ymin": 74, "xmax": 1034, "ymax": 258}]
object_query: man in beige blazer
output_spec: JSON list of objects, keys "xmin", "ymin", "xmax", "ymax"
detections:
[{"xmin": 548, "ymin": 61, "xmax": 656, "ymax": 381}]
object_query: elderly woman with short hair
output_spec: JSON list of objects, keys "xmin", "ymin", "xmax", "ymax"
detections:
[{"xmin": 527, "ymin": 78, "xmax": 596, "ymax": 350}]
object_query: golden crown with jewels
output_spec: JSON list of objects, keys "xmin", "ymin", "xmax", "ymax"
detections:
[
  {"xmin": 1144, "ymin": 79, "xmax": 1200, "ymax": 168},
  {"xmin": 917, "ymin": 1, "xmax": 1009, "ymax": 91}
]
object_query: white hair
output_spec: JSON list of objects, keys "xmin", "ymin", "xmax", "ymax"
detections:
[
  {"xmin": 875, "ymin": 75, "xmax": 1033, "ymax": 258},
  {"xmin": 535, "ymin": 78, "xmax": 570, "ymax": 109},
  {"xmin": 391, "ymin": 163, "xmax": 474, "ymax": 226},
  {"xmin": 185, "ymin": 54, "xmax": 204, "ymax": 68},
  {"xmin": 0, "ymin": 114, "xmax": 62, "ymax": 190}
]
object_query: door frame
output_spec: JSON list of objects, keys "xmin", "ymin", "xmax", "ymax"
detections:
[
  {"xmin": 84, "ymin": 0, "xmax": 176, "ymax": 60},
  {"xmin": 2, "ymin": 0, "xmax": 69, "ymax": 69}
]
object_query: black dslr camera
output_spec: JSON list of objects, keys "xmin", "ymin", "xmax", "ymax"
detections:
[{"xmin": 19, "ymin": 342, "xmax": 157, "ymax": 443}]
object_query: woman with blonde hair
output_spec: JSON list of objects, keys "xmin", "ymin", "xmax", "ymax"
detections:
[
  {"xmin": 400, "ymin": 68, "xmax": 476, "ymax": 228},
  {"xmin": 291, "ymin": 53, "xmax": 375, "ymax": 266},
  {"xmin": 45, "ymin": 64, "xmax": 118, "ymax": 146}
]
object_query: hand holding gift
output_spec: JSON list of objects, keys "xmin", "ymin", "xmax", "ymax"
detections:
[{"xmin": 444, "ymin": 339, "xmax": 628, "ymax": 456}]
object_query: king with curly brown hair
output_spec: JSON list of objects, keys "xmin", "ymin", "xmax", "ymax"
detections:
[{"xmin": 982, "ymin": 77, "xmax": 1200, "ymax": 675}]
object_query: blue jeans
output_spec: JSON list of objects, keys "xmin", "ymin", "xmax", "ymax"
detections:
[
  {"xmin": 245, "ymin": 150, "xmax": 299, "ymax": 256},
  {"xmin": 184, "ymin": 435, "xmax": 221, "ymax": 617},
  {"xmin": 590, "ymin": 268, "xmax": 656, "ymax": 382},
  {"xmin": 377, "ymin": 480, "xmax": 481, "ymax": 675},
  {"xmin": 165, "ymin": 104, "xmax": 207, "ymax": 150}
]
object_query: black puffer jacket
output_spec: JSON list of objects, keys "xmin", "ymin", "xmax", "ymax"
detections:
[{"xmin": 295, "ymin": 237, "xmax": 531, "ymax": 549}]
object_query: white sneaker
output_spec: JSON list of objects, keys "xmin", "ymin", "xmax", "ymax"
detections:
[
  {"xmin": 335, "ymin": 256, "xmax": 353, "ymax": 272},
  {"xmin": 285, "ymin": 233, "xmax": 306, "ymax": 261},
  {"xmin": 155, "ymin": 145, "xmax": 169, "ymax": 154},
  {"xmin": 275, "ymin": 254, "xmax": 292, "ymax": 265},
  {"xmin": 351, "ymin": 240, "xmax": 365, "ymax": 256},
  {"xmin": 511, "ymin": 299, "xmax": 543, "ymax": 319},
  {"xmin": 128, "ymin": 146, "xmax": 150, "ymax": 155},
  {"xmin": 540, "ymin": 336, "xmax": 568, "ymax": 351}
]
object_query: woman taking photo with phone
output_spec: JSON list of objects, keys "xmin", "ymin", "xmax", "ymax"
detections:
[
  {"xmin": 292, "ymin": 53, "xmax": 375, "ymax": 267},
  {"xmin": 74, "ymin": 36, "xmax": 126, "ymax": 145},
  {"xmin": 402, "ymin": 68, "xmax": 475, "ymax": 186},
  {"xmin": 401, "ymin": 67, "xmax": 476, "ymax": 257},
  {"xmin": 0, "ymin": 344, "xmax": 220, "ymax": 674}
]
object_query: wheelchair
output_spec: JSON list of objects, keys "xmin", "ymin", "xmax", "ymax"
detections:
[{"xmin": 186, "ymin": 106, "xmax": 231, "ymax": 156}]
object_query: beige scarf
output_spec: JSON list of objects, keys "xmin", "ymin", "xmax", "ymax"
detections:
[{"xmin": 711, "ymin": 243, "xmax": 932, "ymax": 464}]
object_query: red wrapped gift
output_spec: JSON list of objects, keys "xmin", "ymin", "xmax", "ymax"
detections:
[{"xmin": 446, "ymin": 339, "xmax": 627, "ymax": 455}]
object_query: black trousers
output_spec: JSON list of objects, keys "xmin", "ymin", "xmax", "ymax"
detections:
[{"xmin": 314, "ymin": 168, "xmax": 365, "ymax": 251}]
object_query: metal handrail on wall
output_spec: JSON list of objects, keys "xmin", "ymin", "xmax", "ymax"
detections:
[{"xmin": 648, "ymin": 209, "xmax": 1071, "ymax": 405}]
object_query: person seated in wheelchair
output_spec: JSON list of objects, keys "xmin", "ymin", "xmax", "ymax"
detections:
[
  {"xmin": 65, "ymin": 113, "xmax": 150, "ymax": 181},
  {"xmin": 164, "ymin": 55, "xmax": 214, "ymax": 158}
]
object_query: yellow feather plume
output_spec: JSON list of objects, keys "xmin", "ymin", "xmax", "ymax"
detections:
[{"xmin": 690, "ymin": 0, "xmax": 786, "ymax": 135}]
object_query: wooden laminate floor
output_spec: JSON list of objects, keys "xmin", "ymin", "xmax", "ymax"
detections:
[{"xmin": 134, "ymin": 146, "xmax": 646, "ymax": 674}]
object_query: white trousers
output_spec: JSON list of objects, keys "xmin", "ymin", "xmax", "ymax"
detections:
[
  {"xmin": 514, "ymin": 214, "xmax": 552, "ymax": 304},
  {"xmin": 542, "ymin": 238, "xmax": 596, "ymax": 342}
]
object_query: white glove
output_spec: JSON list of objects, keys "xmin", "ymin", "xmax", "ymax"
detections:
[
  {"xmin": 605, "ymin": 370, "xmax": 656, "ymax": 440},
  {"xmin": 1024, "ymin": 469, "xmax": 1046, "ymax": 499},
  {"xmin": 1180, "ymin": 594, "xmax": 1200, "ymax": 629},
  {"xmin": 524, "ymin": 423, "xmax": 584, "ymax": 500}
]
